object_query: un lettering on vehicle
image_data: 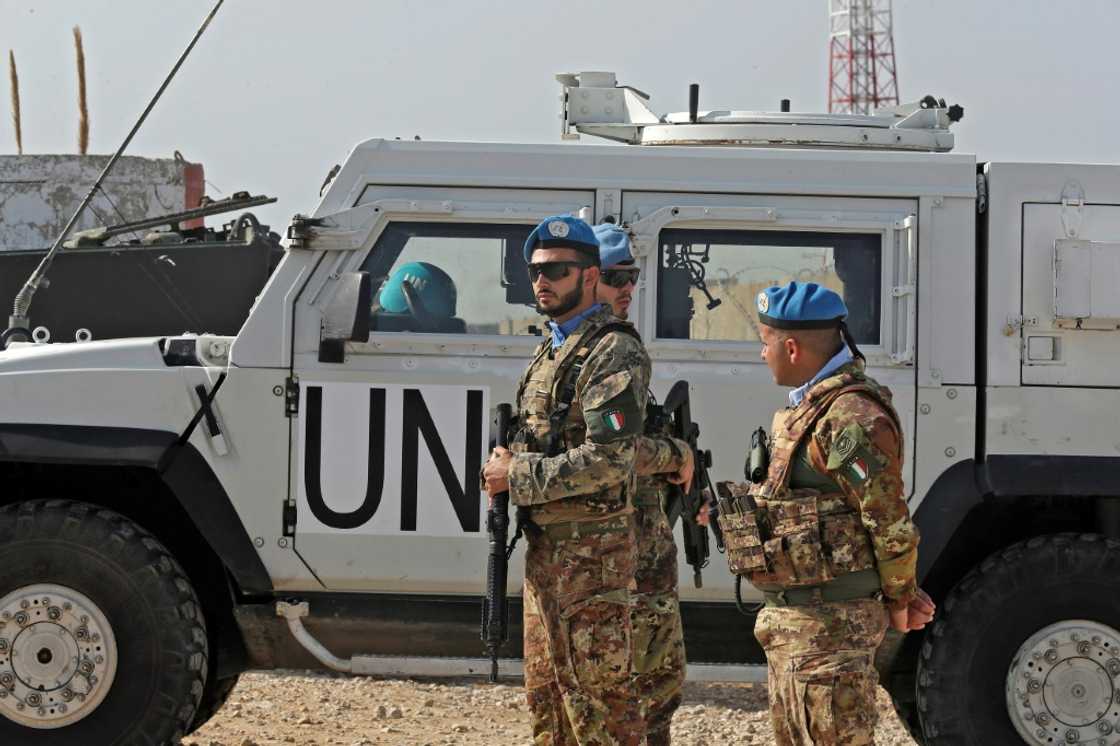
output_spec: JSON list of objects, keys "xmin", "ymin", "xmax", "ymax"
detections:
[{"xmin": 297, "ymin": 382, "xmax": 490, "ymax": 536}]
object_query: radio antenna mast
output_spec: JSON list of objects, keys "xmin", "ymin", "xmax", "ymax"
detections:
[
  {"xmin": 2, "ymin": 0, "xmax": 225, "ymax": 348},
  {"xmin": 828, "ymin": 0, "xmax": 899, "ymax": 114}
]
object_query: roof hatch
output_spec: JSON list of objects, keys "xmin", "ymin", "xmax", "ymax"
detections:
[{"xmin": 556, "ymin": 71, "xmax": 962, "ymax": 152}]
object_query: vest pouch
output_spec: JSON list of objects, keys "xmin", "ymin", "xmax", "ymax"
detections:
[
  {"xmin": 767, "ymin": 491, "xmax": 820, "ymax": 535},
  {"xmin": 785, "ymin": 529, "xmax": 826, "ymax": 584},
  {"xmin": 760, "ymin": 537, "xmax": 798, "ymax": 585},
  {"xmin": 717, "ymin": 510, "xmax": 767, "ymax": 575},
  {"xmin": 820, "ymin": 511, "xmax": 877, "ymax": 577},
  {"xmin": 759, "ymin": 490, "xmax": 830, "ymax": 586}
]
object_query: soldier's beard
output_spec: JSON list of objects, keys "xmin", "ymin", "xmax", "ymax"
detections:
[{"xmin": 536, "ymin": 278, "xmax": 584, "ymax": 319}]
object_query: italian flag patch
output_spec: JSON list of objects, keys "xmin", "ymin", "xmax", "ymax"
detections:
[
  {"xmin": 849, "ymin": 457, "xmax": 869, "ymax": 482},
  {"xmin": 602, "ymin": 409, "xmax": 626, "ymax": 432}
]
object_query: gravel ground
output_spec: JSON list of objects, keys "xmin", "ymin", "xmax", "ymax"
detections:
[{"xmin": 185, "ymin": 671, "xmax": 919, "ymax": 745}]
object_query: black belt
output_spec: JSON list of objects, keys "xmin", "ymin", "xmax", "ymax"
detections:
[{"xmin": 760, "ymin": 569, "xmax": 882, "ymax": 608}]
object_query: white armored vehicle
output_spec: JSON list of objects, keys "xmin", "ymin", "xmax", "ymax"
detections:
[{"xmin": 0, "ymin": 71, "xmax": 1118, "ymax": 745}]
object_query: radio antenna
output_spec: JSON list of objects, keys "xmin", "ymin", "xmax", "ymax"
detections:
[{"xmin": 2, "ymin": 0, "xmax": 225, "ymax": 348}]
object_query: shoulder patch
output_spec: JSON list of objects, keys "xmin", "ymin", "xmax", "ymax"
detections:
[
  {"xmin": 584, "ymin": 371, "xmax": 642, "ymax": 444},
  {"xmin": 826, "ymin": 423, "xmax": 865, "ymax": 469},
  {"xmin": 601, "ymin": 409, "xmax": 627, "ymax": 432},
  {"xmin": 826, "ymin": 422, "xmax": 883, "ymax": 485}
]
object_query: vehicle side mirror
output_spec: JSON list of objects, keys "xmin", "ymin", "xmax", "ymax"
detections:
[{"xmin": 319, "ymin": 271, "xmax": 372, "ymax": 363}]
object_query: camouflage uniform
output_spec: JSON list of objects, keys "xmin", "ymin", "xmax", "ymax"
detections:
[
  {"xmin": 719, "ymin": 361, "xmax": 919, "ymax": 746},
  {"xmin": 510, "ymin": 305, "xmax": 649, "ymax": 746},
  {"xmin": 632, "ymin": 428, "xmax": 691, "ymax": 745}
]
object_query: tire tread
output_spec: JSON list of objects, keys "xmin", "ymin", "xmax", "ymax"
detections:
[
  {"xmin": 916, "ymin": 532, "xmax": 1120, "ymax": 745},
  {"xmin": 0, "ymin": 500, "xmax": 207, "ymax": 745}
]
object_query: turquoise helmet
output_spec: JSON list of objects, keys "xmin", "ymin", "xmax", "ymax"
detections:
[{"xmin": 378, "ymin": 262, "xmax": 457, "ymax": 317}]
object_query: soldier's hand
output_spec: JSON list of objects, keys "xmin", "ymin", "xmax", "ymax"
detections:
[
  {"xmin": 695, "ymin": 501, "xmax": 710, "ymax": 527},
  {"xmin": 889, "ymin": 588, "xmax": 936, "ymax": 632},
  {"xmin": 665, "ymin": 447, "xmax": 695, "ymax": 492},
  {"xmin": 907, "ymin": 588, "xmax": 936, "ymax": 629},
  {"xmin": 483, "ymin": 446, "xmax": 513, "ymax": 498}
]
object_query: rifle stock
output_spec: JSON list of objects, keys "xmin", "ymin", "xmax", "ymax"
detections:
[{"xmin": 481, "ymin": 403, "xmax": 515, "ymax": 682}]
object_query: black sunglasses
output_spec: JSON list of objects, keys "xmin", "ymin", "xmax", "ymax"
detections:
[
  {"xmin": 600, "ymin": 268, "xmax": 640, "ymax": 289},
  {"xmin": 527, "ymin": 260, "xmax": 588, "ymax": 283}
]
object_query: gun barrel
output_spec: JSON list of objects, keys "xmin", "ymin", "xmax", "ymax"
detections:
[{"xmin": 482, "ymin": 403, "xmax": 515, "ymax": 682}]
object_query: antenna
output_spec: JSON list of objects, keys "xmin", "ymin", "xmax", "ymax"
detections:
[
  {"xmin": 828, "ymin": 0, "xmax": 899, "ymax": 114},
  {"xmin": 2, "ymin": 0, "xmax": 225, "ymax": 349},
  {"xmin": 74, "ymin": 26, "xmax": 89, "ymax": 155},
  {"xmin": 9, "ymin": 50, "xmax": 21, "ymax": 155}
]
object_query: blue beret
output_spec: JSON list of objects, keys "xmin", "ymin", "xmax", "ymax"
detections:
[
  {"xmin": 757, "ymin": 281, "xmax": 847, "ymax": 329},
  {"xmin": 593, "ymin": 223, "xmax": 634, "ymax": 268},
  {"xmin": 523, "ymin": 215, "xmax": 600, "ymax": 265},
  {"xmin": 379, "ymin": 262, "xmax": 457, "ymax": 317}
]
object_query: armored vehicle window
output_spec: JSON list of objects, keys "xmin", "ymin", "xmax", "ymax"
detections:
[
  {"xmin": 360, "ymin": 222, "xmax": 541, "ymax": 335},
  {"xmin": 656, "ymin": 229, "xmax": 881, "ymax": 344}
]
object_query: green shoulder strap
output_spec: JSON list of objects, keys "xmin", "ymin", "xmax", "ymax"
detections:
[{"xmin": 545, "ymin": 321, "xmax": 642, "ymax": 455}]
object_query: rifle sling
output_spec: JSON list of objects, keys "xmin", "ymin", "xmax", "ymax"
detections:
[{"xmin": 545, "ymin": 321, "xmax": 641, "ymax": 456}]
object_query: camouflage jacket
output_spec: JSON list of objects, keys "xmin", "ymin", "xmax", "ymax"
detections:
[
  {"xmin": 508, "ymin": 306, "xmax": 649, "ymax": 524},
  {"xmin": 766, "ymin": 361, "xmax": 920, "ymax": 608},
  {"xmin": 635, "ymin": 428, "xmax": 690, "ymax": 506}
]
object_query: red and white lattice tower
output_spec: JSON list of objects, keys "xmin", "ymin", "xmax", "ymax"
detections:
[{"xmin": 828, "ymin": 0, "xmax": 899, "ymax": 114}]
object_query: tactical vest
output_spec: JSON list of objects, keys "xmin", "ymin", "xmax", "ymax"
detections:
[
  {"xmin": 717, "ymin": 364, "xmax": 900, "ymax": 591},
  {"xmin": 512, "ymin": 310, "xmax": 641, "ymax": 525}
]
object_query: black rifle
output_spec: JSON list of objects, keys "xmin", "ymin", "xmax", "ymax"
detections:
[
  {"xmin": 481, "ymin": 403, "xmax": 516, "ymax": 682},
  {"xmin": 661, "ymin": 380, "xmax": 722, "ymax": 588}
]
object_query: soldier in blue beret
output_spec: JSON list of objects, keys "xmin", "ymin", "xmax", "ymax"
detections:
[
  {"xmin": 522, "ymin": 214, "xmax": 601, "ymax": 265},
  {"xmin": 484, "ymin": 214, "xmax": 648, "ymax": 743},
  {"xmin": 717, "ymin": 280, "xmax": 935, "ymax": 745},
  {"xmin": 593, "ymin": 222, "xmax": 694, "ymax": 745}
]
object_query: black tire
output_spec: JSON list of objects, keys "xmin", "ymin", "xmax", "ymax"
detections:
[
  {"xmin": 186, "ymin": 673, "xmax": 239, "ymax": 734},
  {"xmin": 917, "ymin": 533, "xmax": 1120, "ymax": 745},
  {"xmin": 0, "ymin": 500, "xmax": 207, "ymax": 745}
]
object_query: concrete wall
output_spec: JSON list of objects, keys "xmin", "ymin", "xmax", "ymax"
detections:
[{"xmin": 0, "ymin": 154, "xmax": 203, "ymax": 251}]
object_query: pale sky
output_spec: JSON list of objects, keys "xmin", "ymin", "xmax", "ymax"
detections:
[{"xmin": 1, "ymin": 0, "xmax": 1116, "ymax": 230}]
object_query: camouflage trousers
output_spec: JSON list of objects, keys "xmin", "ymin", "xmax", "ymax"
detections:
[
  {"xmin": 631, "ymin": 495, "xmax": 685, "ymax": 746},
  {"xmin": 754, "ymin": 598, "xmax": 888, "ymax": 746},
  {"xmin": 523, "ymin": 516, "xmax": 644, "ymax": 746}
]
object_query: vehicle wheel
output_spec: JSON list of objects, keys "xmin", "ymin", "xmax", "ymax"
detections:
[
  {"xmin": 917, "ymin": 533, "xmax": 1120, "ymax": 745},
  {"xmin": 0, "ymin": 500, "xmax": 207, "ymax": 744},
  {"xmin": 186, "ymin": 673, "xmax": 239, "ymax": 734}
]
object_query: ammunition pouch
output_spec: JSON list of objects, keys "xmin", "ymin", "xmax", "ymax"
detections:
[{"xmin": 715, "ymin": 482, "xmax": 876, "ymax": 589}]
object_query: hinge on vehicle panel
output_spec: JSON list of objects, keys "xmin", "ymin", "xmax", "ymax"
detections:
[
  {"xmin": 283, "ymin": 501, "xmax": 297, "ymax": 536},
  {"xmin": 1003, "ymin": 315, "xmax": 1039, "ymax": 336},
  {"xmin": 976, "ymin": 172, "xmax": 988, "ymax": 214},
  {"xmin": 286, "ymin": 214, "xmax": 324, "ymax": 249},
  {"xmin": 285, "ymin": 375, "xmax": 300, "ymax": 417},
  {"xmin": 891, "ymin": 284, "xmax": 915, "ymax": 298},
  {"xmin": 1060, "ymin": 180, "xmax": 1085, "ymax": 238}
]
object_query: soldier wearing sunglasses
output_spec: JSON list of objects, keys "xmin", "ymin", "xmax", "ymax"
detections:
[
  {"xmin": 594, "ymin": 224, "xmax": 694, "ymax": 745},
  {"xmin": 482, "ymin": 214, "xmax": 648, "ymax": 744}
]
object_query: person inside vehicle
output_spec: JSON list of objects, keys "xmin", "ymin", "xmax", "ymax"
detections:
[{"xmin": 371, "ymin": 261, "xmax": 466, "ymax": 333}]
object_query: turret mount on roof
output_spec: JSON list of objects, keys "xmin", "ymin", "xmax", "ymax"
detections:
[{"xmin": 556, "ymin": 71, "xmax": 961, "ymax": 152}]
